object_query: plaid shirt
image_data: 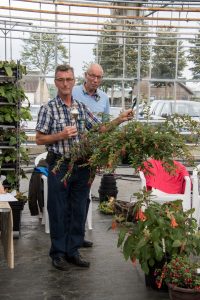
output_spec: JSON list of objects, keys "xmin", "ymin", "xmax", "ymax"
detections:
[{"xmin": 36, "ymin": 96, "xmax": 101, "ymax": 157}]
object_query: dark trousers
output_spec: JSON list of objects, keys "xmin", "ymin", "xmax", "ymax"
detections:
[{"xmin": 47, "ymin": 159, "xmax": 90, "ymax": 258}]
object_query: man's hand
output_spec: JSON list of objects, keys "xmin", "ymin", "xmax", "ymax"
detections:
[
  {"xmin": 36, "ymin": 126, "xmax": 78, "ymax": 145},
  {"xmin": 61, "ymin": 126, "xmax": 78, "ymax": 139},
  {"xmin": 100, "ymin": 108, "xmax": 135, "ymax": 133},
  {"xmin": 118, "ymin": 108, "xmax": 134, "ymax": 123}
]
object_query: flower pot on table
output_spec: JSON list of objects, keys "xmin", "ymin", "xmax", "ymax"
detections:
[{"xmin": 9, "ymin": 201, "xmax": 25, "ymax": 237}]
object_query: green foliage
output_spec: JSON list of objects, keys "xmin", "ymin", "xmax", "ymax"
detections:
[
  {"xmin": 0, "ymin": 60, "xmax": 30, "ymax": 190},
  {"xmin": 93, "ymin": 20, "xmax": 150, "ymax": 90},
  {"xmin": 0, "ymin": 83, "xmax": 28, "ymax": 104},
  {"xmin": 152, "ymin": 29, "xmax": 186, "ymax": 86},
  {"xmin": 0, "ymin": 60, "xmax": 26, "ymax": 77},
  {"xmin": 20, "ymin": 31, "xmax": 68, "ymax": 74},
  {"xmin": 188, "ymin": 30, "xmax": 200, "ymax": 79},
  {"xmin": 98, "ymin": 201, "xmax": 115, "ymax": 215},
  {"xmin": 117, "ymin": 190, "xmax": 200, "ymax": 275},
  {"xmin": 0, "ymin": 105, "xmax": 31, "ymax": 123},
  {"xmin": 63, "ymin": 118, "xmax": 193, "ymax": 176},
  {"xmin": 155, "ymin": 255, "xmax": 200, "ymax": 290}
]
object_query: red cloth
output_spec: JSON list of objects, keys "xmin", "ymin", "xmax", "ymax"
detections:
[{"xmin": 141, "ymin": 159, "xmax": 190, "ymax": 194}]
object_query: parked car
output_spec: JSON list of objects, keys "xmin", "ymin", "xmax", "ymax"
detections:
[
  {"xmin": 110, "ymin": 106, "xmax": 123, "ymax": 120},
  {"xmin": 139, "ymin": 100, "xmax": 200, "ymax": 142},
  {"xmin": 139, "ymin": 100, "xmax": 200, "ymax": 121}
]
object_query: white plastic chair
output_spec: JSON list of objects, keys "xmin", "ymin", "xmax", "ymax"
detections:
[
  {"xmin": 34, "ymin": 152, "xmax": 92, "ymax": 233},
  {"xmin": 34, "ymin": 152, "xmax": 49, "ymax": 233},
  {"xmin": 139, "ymin": 170, "xmax": 192, "ymax": 212},
  {"xmin": 191, "ymin": 164, "xmax": 200, "ymax": 225}
]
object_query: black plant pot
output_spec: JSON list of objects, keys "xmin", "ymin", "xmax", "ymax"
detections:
[
  {"xmin": 145, "ymin": 257, "xmax": 170, "ymax": 291},
  {"xmin": 0, "ymin": 96, "xmax": 9, "ymax": 103},
  {"xmin": 98, "ymin": 173, "xmax": 118, "ymax": 202},
  {"xmin": 9, "ymin": 201, "xmax": 25, "ymax": 237},
  {"xmin": 1, "ymin": 162, "xmax": 17, "ymax": 169}
]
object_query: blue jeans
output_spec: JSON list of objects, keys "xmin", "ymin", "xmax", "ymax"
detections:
[{"xmin": 48, "ymin": 160, "xmax": 90, "ymax": 258}]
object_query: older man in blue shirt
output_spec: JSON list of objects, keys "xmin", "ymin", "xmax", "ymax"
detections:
[
  {"xmin": 72, "ymin": 63, "xmax": 110, "ymax": 248},
  {"xmin": 72, "ymin": 63, "xmax": 110, "ymax": 122}
]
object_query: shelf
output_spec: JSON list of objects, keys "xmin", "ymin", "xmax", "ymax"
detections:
[
  {"xmin": 0, "ymin": 76, "xmax": 17, "ymax": 84},
  {"xmin": 0, "ymin": 61, "xmax": 26, "ymax": 193},
  {"xmin": 0, "ymin": 168, "xmax": 16, "ymax": 171},
  {"xmin": 0, "ymin": 146, "xmax": 16, "ymax": 149},
  {"xmin": 0, "ymin": 125, "xmax": 16, "ymax": 129},
  {"xmin": 0, "ymin": 102, "xmax": 16, "ymax": 106}
]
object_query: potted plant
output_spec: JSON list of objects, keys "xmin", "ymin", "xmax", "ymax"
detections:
[
  {"xmin": 155, "ymin": 255, "xmax": 200, "ymax": 299},
  {"xmin": 116, "ymin": 190, "xmax": 200, "ymax": 289},
  {"xmin": 0, "ymin": 60, "xmax": 31, "ymax": 236},
  {"xmin": 53, "ymin": 117, "xmax": 195, "ymax": 185},
  {"xmin": 9, "ymin": 191, "xmax": 28, "ymax": 236},
  {"xmin": 0, "ymin": 60, "xmax": 26, "ymax": 78}
]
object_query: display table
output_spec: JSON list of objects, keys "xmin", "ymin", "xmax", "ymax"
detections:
[{"xmin": 0, "ymin": 201, "xmax": 14, "ymax": 268}]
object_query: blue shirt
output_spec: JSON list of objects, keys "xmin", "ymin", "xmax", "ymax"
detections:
[
  {"xmin": 36, "ymin": 96, "xmax": 100, "ymax": 157},
  {"xmin": 72, "ymin": 84, "xmax": 110, "ymax": 122}
]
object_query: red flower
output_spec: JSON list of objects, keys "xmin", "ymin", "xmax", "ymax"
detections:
[
  {"xmin": 170, "ymin": 216, "xmax": 178, "ymax": 228},
  {"xmin": 63, "ymin": 179, "xmax": 67, "ymax": 188},
  {"xmin": 111, "ymin": 220, "xmax": 117, "ymax": 230},
  {"xmin": 135, "ymin": 209, "xmax": 146, "ymax": 221},
  {"xmin": 131, "ymin": 256, "xmax": 136, "ymax": 266}
]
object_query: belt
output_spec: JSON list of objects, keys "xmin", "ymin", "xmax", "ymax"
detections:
[
  {"xmin": 47, "ymin": 152, "xmax": 88, "ymax": 166},
  {"xmin": 46, "ymin": 151, "xmax": 70, "ymax": 164}
]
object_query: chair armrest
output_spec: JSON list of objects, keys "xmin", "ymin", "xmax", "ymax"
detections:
[
  {"xmin": 183, "ymin": 176, "xmax": 191, "ymax": 197},
  {"xmin": 139, "ymin": 171, "xmax": 146, "ymax": 189}
]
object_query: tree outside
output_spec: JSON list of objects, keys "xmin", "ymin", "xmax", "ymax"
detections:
[
  {"xmin": 188, "ymin": 29, "xmax": 200, "ymax": 79},
  {"xmin": 93, "ymin": 21, "xmax": 150, "ymax": 105},
  {"xmin": 20, "ymin": 31, "xmax": 68, "ymax": 104},
  {"xmin": 151, "ymin": 29, "xmax": 187, "ymax": 91},
  {"xmin": 21, "ymin": 31, "xmax": 68, "ymax": 74}
]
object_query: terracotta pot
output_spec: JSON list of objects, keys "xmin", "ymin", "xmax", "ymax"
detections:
[{"xmin": 168, "ymin": 283, "xmax": 200, "ymax": 300}]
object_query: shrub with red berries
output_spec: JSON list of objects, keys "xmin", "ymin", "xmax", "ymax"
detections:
[{"xmin": 155, "ymin": 255, "xmax": 200, "ymax": 290}]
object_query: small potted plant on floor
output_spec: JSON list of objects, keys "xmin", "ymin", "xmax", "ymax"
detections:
[
  {"xmin": 116, "ymin": 190, "xmax": 200, "ymax": 290},
  {"xmin": 155, "ymin": 255, "xmax": 200, "ymax": 299}
]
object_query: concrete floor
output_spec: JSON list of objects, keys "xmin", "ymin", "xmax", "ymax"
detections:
[{"xmin": 0, "ymin": 167, "xmax": 170, "ymax": 300}]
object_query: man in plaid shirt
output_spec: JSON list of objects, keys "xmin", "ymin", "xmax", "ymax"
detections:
[{"xmin": 36, "ymin": 64, "xmax": 133, "ymax": 271}]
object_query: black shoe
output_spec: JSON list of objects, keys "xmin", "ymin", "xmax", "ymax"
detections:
[
  {"xmin": 82, "ymin": 240, "xmax": 93, "ymax": 248},
  {"xmin": 52, "ymin": 256, "xmax": 69, "ymax": 271},
  {"xmin": 67, "ymin": 254, "xmax": 90, "ymax": 268}
]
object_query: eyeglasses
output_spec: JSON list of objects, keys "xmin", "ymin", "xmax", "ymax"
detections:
[
  {"xmin": 87, "ymin": 73, "xmax": 103, "ymax": 80},
  {"xmin": 55, "ymin": 77, "xmax": 74, "ymax": 83}
]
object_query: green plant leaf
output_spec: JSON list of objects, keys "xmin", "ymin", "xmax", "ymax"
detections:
[
  {"xmin": 4, "ymin": 66, "xmax": 13, "ymax": 77},
  {"xmin": 117, "ymin": 228, "xmax": 127, "ymax": 247},
  {"xmin": 153, "ymin": 242, "xmax": 163, "ymax": 261},
  {"xmin": 172, "ymin": 240, "xmax": 182, "ymax": 248},
  {"xmin": 141, "ymin": 261, "xmax": 149, "ymax": 274},
  {"xmin": 123, "ymin": 235, "xmax": 135, "ymax": 260}
]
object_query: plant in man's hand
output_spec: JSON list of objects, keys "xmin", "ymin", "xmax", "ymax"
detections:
[{"xmin": 53, "ymin": 118, "xmax": 195, "ymax": 184}]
